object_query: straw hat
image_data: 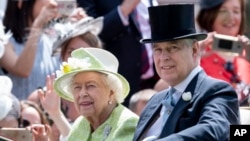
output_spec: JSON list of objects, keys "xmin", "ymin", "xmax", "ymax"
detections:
[{"xmin": 54, "ymin": 48, "xmax": 130, "ymax": 101}]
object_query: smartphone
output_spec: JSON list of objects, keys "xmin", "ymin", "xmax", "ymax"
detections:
[
  {"xmin": 0, "ymin": 128, "xmax": 33, "ymax": 141},
  {"xmin": 212, "ymin": 33, "xmax": 243, "ymax": 54},
  {"xmin": 57, "ymin": 0, "xmax": 77, "ymax": 16}
]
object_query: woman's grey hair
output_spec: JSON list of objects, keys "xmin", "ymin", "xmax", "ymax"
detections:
[
  {"xmin": 69, "ymin": 72, "xmax": 124, "ymax": 103},
  {"xmin": 102, "ymin": 73, "xmax": 124, "ymax": 103}
]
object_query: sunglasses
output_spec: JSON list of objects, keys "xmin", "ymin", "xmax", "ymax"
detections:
[{"xmin": 19, "ymin": 119, "xmax": 30, "ymax": 128}]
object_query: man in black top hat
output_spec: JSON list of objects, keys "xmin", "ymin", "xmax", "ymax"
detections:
[{"xmin": 132, "ymin": 4, "xmax": 239, "ymax": 141}]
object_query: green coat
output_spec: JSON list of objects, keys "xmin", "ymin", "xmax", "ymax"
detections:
[{"xmin": 68, "ymin": 104, "xmax": 139, "ymax": 141}]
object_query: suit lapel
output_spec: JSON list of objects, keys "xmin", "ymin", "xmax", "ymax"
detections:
[
  {"xmin": 159, "ymin": 71, "xmax": 207, "ymax": 137},
  {"xmin": 135, "ymin": 90, "xmax": 168, "ymax": 140}
]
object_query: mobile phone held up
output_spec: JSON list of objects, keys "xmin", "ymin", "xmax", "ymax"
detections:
[
  {"xmin": 0, "ymin": 128, "xmax": 33, "ymax": 141},
  {"xmin": 57, "ymin": 0, "xmax": 77, "ymax": 16},
  {"xmin": 212, "ymin": 33, "xmax": 243, "ymax": 54}
]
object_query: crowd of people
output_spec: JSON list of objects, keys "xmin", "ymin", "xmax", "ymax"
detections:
[{"xmin": 0, "ymin": 0, "xmax": 249, "ymax": 141}]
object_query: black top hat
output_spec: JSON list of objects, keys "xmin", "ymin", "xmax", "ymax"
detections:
[{"xmin": 141, "ymin": 4, "xmax": 207, "ymax": 43}]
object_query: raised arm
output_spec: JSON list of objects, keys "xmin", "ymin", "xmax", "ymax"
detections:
[
  {"xmin": 38, "ymin": 74, "xmax": 71, "ymax": 138},
  {"xmin": 0, "ymin": 1, "xmax": 58, "ymax": 77}
]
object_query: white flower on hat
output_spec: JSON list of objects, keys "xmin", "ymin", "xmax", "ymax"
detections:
[
  {"xmin": 182, "ymin": 92, "xmax": 192, "ymax": 101},
  {"xmin": 57, "ymin": 57, "xmax": 91, "ymax": 77},
  {"xmin": 0, "ymin": 22, "xmax": 12, "ymax": 58}
]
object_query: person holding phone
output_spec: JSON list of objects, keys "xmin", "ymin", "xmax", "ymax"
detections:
[
  {"xmin": 2, "ymin": 0, "xmax": 86, "ymax": 100},
  {"xmin": 197, "ymin": 0, "xmax": 250, "ymax": 105}
]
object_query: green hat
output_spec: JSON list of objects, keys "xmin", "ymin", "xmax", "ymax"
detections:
[{"xmin": 54, "ymin": 48, "xmax": 130, "ymax": 102}]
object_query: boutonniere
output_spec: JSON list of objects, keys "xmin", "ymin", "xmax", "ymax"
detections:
[{"xmin": 182, "ymin": 92, "xmax": 192, "ymax": 101}]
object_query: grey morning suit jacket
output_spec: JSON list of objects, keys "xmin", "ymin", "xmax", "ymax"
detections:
[{"xmin": 133, "ymin": 70, "xmax": 239, "ymax": 141}]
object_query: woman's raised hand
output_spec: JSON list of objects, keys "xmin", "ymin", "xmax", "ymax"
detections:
[
  {"xmin": 238, "ymin": 35, "xmax": 250, "ymax": 61},
  {"xmin": 38, "ymin": 74, "xmax": 61, "ymax": 117},
  {"xmin": 33, "ymin": 1, "xmax": 58, "ymax": 29}
]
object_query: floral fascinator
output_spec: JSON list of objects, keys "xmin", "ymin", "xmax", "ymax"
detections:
[
  {"xmin": 0, "ymin": 22, "xmax": 12, "ymax": 59},
  {"xmin": 54, "ymin": 48, "xmax": 130, "ymax": 101},
  {"xmin": 43, "ymin": 16, "xmax": 103, "ymax": 55},
  {"xmin": 0, "ymin": 76, "xmax": 16, "ymax": 120}
]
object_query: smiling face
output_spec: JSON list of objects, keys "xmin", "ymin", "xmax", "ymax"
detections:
[
  {"xmin": 213, "ymin": 0, "xmax": 242, "ymax": 36},
  {"xmin": 153, "ymin": 39, "xmax": 199, "ymax": 86},
  {"xmin": 71, "ymin": 71, "xmax": 115, "ymax": 124}
]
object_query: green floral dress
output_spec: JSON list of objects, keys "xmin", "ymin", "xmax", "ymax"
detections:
[{"xmin": 67, "ymin": 104, "xmax": 139, "ymax": 141}]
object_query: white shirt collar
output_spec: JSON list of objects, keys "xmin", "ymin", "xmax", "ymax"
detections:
[{"xmin": 173, "ymin": 65, "xmax": 202, "ymax": 93}]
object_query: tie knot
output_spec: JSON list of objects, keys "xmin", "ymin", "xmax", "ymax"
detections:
[
  {"xmin": 169, "ymin": 87, "xmax": 176, "ymax": 95},
  {"xmin": 162, "ymin": 87, "xmax": 176, "ymax": 108}
]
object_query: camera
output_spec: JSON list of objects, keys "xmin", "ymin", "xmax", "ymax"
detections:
[
  {"xmin": 57, "ymin": 0, "xmax": 76, "ymax": 16},
  {"xmin": 212, "ymin": 34, "xmax": 243, "ymax": 54}
]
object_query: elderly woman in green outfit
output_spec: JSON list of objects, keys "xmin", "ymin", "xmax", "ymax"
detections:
[{"xmin": 52, "ymin": 48, "xmax": 139, "ymax": 141}]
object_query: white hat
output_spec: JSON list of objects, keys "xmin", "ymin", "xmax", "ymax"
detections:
[
  {"xmin": 0, "ymin": 76, "xmax": 19, "ymax": 121},
  {"xmin": 0, "ymin": 76, "xmax": 13, "ymax": 95},
  {"xmin": 44, "ymin": 16, "xmax": 103, "ymax": 55},
  {"xmin": 0, "ymin": 95, "xmax": 12, "ymax": 120},
  {"xmin": 54, "ymin": 48, "xmax": 130, "ymax": 102}
]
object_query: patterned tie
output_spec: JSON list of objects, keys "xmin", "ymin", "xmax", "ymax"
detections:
[{"xmin": 161, "ymin": 87, "xmax": 176, "ymax": 125}]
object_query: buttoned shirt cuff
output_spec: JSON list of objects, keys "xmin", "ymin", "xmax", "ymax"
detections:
[{"xmin": 117, "ymin": 6, "xmax": 129, "ymax": 26}]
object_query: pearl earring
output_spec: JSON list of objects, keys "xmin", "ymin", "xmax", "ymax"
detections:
[{"xmin": 108, "ymin": 100, "xmax": 112, "ymax": 105}]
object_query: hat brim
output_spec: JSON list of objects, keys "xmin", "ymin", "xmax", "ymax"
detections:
[
  {"xmin": 52, "ymin": 17, "xmax": 103, "ymax": 55},
  {"xmin": 140, "ymin": 33, "xmax": 207, "ymax": 43},
  {"xmin": 54, "ymin": 69, "xmax": 130, "ymax": 102}
]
